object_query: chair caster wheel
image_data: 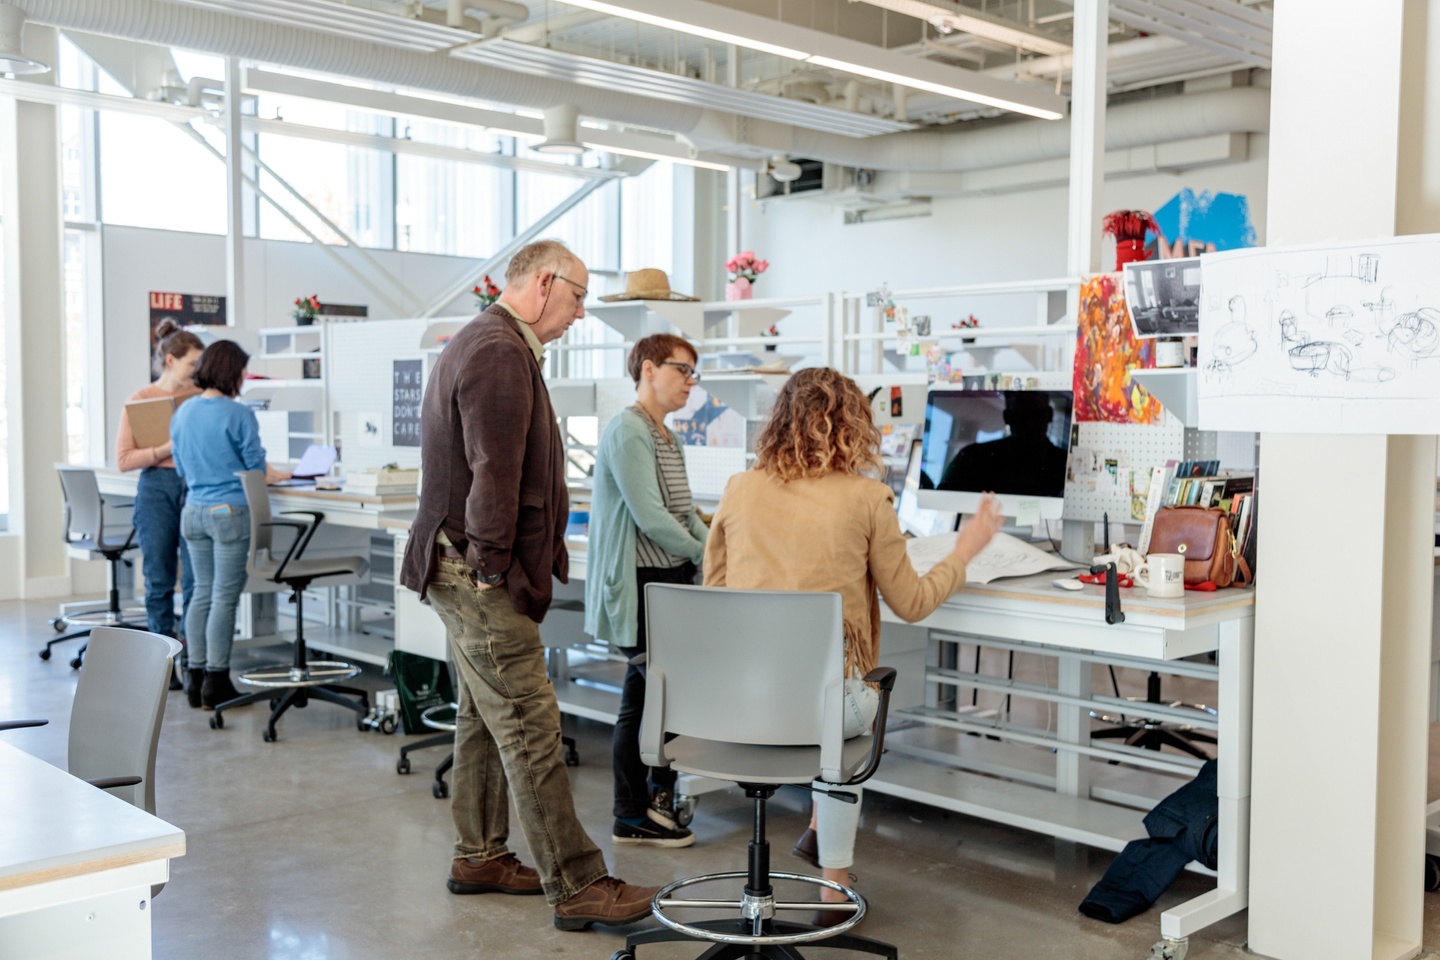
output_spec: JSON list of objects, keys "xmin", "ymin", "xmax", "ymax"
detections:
[
  {"xmin": 356, "ymin": 715, "xmax": 368, "ymax": 732},
  {"xmin": 69, "ymin": 657, "xmax": 83, "ymax": 670},
  {"xmin": 51, "ymin": 618, "xmax": 65, "ymax": 633},
  {"xmin": 1426, "ymin": 854, "xmax": 1440, "ymax": 892},
  {"xmin": 1149, "ymin": 937, "xmax": 1188, "ymax": 960},
  {"xmin": 610, "ymin": 951, "xmax": 636, "ymax": 960},
  {"xmin": 433, "ymin": 780, "xmax": 449, "ymax": 799},
  {"xmin": 262, "ymin": 729, "xmax": 276, "ymax": 743},
  {"xmin": 565, "ymin": 746, "xmax": 580, "ymax": 767},
  {"xmin": 397, "ymin": 756, "xmax": 411, "ymax": 775},
  {"xmin": 39, "ymin": 649, "xmax": 51, "ymax": 661},
  {"xmin": 380, "ymin": 716, "xmax": 397, "ymax": 735},
  {"xmin": 209, "ymin": 713, "xmax": 223, "ymax": 730},
  {"xmin": 674, "ymin": 795, "xmax": 698, "ymax": 828}
]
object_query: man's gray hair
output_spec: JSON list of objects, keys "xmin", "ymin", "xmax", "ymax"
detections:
[{"xmin": 505, "ymin": 239, "xmax": 578, "ymax": 287}]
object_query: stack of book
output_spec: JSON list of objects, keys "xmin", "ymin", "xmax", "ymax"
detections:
[{"xmin": 345, "ymin": 469, "xmax": 419, "ymax": 497}]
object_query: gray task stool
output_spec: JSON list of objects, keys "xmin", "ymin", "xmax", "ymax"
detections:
[
  {"xmin": 209, "ymin": 471, "xmax": 370, "ymax": 741},
  {"xmin": 614, "ymin": 583, "xmax": 898, "ymax": 960},
  {"xmin": 41, "ymin": 467, "xmax": 148, "ymax": 668}
]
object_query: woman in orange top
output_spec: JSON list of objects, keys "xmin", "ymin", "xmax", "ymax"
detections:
[
  {"xmin": 116, "ymin": 318, "xmax": 204, "ymax": 697},
  {"xmin": 704, "ymin": 367, "xmax": 1001, "ymax": 919}
]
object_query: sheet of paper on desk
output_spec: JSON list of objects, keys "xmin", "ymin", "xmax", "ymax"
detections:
[{"xmin": 907, "ymin": 531, "xmax": 1081, "ymax": 585}]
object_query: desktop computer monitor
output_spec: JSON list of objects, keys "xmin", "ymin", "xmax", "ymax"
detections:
[{"xmin": 917, "ymin": 386, "xmax": 1074, "ymax": 520}]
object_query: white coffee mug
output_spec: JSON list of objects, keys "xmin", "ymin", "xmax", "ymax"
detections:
[{"xmin": 1138, "ymin": 553, "xmax": 1186, "ymax": 598}]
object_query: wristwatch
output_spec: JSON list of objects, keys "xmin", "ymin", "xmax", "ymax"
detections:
[{"xmin": 478, "ymin": 570, "xmax": 505, "ymax": 586}]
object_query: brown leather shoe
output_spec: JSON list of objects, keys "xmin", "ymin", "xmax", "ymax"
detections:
[
  {"xmin": 446, "ymin": 854, "xmax": 542, "ymax": 895},
  {"xmin": 553, "ymin": 876, "xmax": 660, "ymax": 931}
]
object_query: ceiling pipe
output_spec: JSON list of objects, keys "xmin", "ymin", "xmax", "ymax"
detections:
[{"xmin": 10, "ymin": 0, "xmax": 1270, "ymax": 174}]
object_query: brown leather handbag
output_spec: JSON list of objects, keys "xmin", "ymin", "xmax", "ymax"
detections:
[{"xmin": 1148, "ymin": 505, "xmax": 1251, "ymax": 588}]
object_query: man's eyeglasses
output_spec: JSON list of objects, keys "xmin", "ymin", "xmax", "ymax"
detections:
[
  {"xmin": 554, "ymin": 273, "xmax": 588, "ymax": 302},
  {"xmin": 661, "ymin": 360, "xmax": 700, "ymax": 381}
]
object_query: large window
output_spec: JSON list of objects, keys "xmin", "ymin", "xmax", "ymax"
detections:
[
  {"xmin": 396, "ymin": 122, "xmax": 512, "ymax": 257},
  {"xmin": 255, "ymin": 95, "xmax": 393, "ymax": 247},
  {"xmin": 0, "ymin": 191, "xmax": 8, "ymax": 530},
  {"xmin": 620, "ymin": 161, "xmax": 674, "ymax": 275},
  {"xmin": 516, "ymin": 169, "xmax": 619, "ymax": 273}
]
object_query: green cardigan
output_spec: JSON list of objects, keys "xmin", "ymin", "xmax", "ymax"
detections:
[{"xmin": 583, "ymin": 408, "xmax": 708, "ymax": 648}]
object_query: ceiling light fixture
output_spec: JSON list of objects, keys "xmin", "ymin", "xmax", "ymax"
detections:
[
  {"xmin": 0, "ymin": 3, "xmax": 51, "ymax": 75},
  {"xmin": 532, "ymin": 104, "xmax": 587, "ymax": 155},
  {"xmin": 551, "ymin": 0, "xmax": 1067, "ymax": 120}
]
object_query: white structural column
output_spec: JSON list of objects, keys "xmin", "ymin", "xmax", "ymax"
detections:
[
  {"xmin": 1065, "ymin": 0, "xmax": 1108, "ymax": 278},
  {"xmin": 0, "ymin": 23, "xmax": 69, "ymax": 598},
  {"xmin": 1249, "ymin": 4, "xmax": 1440, "ymax": 960},
  {"xmin": 223, "ymin": 55, "xmax": 245, "ymax": 327}
]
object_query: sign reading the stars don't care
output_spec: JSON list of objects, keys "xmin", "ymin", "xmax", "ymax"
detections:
[{"xmin": 392, "ymin": 359, "xmax": 423, "ymax": 447}]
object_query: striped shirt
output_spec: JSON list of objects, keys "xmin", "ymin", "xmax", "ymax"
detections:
[{"xmin": 633, "ymin": 406, "xmax": 695, "ymax": 569}]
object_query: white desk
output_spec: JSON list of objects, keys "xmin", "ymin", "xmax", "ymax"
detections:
[
  {"xmin": 0, "ymin": 741, "xmax": 186, "ymax": 960},
  {"xmin": 874, "ymin": 574, "xmax": 1254, "ymax": 946},
  {"xmin": 393, "ymin": 530, "xmax": 1254, "ymax": 946}
]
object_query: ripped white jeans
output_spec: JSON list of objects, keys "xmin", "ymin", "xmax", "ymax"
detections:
[{"xmin": 814, "ymin": 677, "xmax": 881, "ymax": 870}]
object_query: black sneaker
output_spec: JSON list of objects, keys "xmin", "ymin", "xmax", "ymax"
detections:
[
  {"xmin": 612, "ymin": 818, "xmax": 695, "ymax": 848},
  {"xmin": 648, "ymin": 787, "xmax": 679, "ymax": 831}
]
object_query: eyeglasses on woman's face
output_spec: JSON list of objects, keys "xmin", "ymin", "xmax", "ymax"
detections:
[{"xmin": 660, "ymin": 360, "xmax": 700, "ymax": 382}]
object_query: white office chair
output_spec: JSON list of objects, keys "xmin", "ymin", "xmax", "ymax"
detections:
[
  {"xmin": 615, "ymin": 583, "xmax": 898, "ymax": 960},
  {"xmin": 40, "ymin": 467, "xmax": 148, "ymax": 668}
]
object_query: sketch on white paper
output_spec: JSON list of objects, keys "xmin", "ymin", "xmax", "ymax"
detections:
[
  {"xmin": 907, "ymin": 531, "xmax": 1079, "ymax": 586},
  {"xmin": 1198, "ymin": 234, "xmax": 1440, "ymax": 433}
]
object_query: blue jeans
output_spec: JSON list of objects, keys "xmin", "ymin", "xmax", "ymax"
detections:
[
  {"xmin": 134, "ymin": 468, "xmax": 195, "ymax": 651},
  {"xmin": 181, "ymin": 501, "xmax": 251, "ymax": 672}
]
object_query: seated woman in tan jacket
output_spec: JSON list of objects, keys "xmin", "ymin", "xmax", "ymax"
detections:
[{"xmin": 704, "ymin": 367, "xmax": 1001, "ymax": 919}]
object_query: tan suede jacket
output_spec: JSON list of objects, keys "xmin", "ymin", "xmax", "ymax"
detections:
[{"xmin": 703, "ymin": 470, "xmax": 967, "ymax": 678}]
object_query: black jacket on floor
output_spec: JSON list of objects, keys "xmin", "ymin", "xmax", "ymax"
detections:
[{"xmin": 1078, "ymin": 759, "xmax": 1218, "ymax": 924}]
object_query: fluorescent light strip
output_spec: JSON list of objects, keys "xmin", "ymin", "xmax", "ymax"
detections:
[
  {"xmin": 552, "ymin": 0, "xmax": 812, "ymax": 60},
  {"xmin": 806, "ymin": 56, "xmax": 1064, "ymax": 119},
  {"xmin": 553, "ymin": 0, "xmax": 1067, "ymax": 119},
  {"xmin": 454, "ymin": 40, "xmax": 914, "ymax": 138}
]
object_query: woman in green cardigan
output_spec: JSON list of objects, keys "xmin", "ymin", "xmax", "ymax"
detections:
[{"xmin": 584, "ymin": 333, "xmax": 709, "ymax": 849}]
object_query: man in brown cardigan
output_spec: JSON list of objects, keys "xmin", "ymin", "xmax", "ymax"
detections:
[{"xmin": 400, "ymin": 240, "xmax": 659, "ymax": 931}]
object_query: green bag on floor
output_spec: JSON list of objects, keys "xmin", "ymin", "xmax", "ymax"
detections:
[{"xmin": 384, "ymin": 650, "xmax": 455, "ymax": 735}]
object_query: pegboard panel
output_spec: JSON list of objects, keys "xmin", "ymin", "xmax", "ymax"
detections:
[
  {"xmin": 683, "ymin": 446, "xmax": 749, "ymax": 498},
  {"xmin": 1184, "ymin": 427, "xmax": 1219, "ymax": 462},
  {"xmin": 1063, "ymin": 411, "xmax": 1186, "ymax": 523},
  {"xmin": 327, "ymin": 319, "xmax": 431, "ymax": 474}
]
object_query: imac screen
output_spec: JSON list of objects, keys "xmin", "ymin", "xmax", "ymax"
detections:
[{"xmin": 919, "ymin": 389, "xmax": 1074, "ymax": 500}]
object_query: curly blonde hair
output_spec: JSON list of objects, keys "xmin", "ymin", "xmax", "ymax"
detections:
[{"xmin": 754, "ymin": 367, "xmax": 883, "ymax": 482}]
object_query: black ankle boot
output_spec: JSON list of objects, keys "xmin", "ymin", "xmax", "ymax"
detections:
[
  {"xmin": 187, "ymin": 669, "xmax": 206, "ymax": 709},
  {"xmin": 201, "ymin": 670, "xmax": 242, "ymax": 709},
  {"xmin": 169, "ymin": 663, "xmax": 184, "ymax": 691}
]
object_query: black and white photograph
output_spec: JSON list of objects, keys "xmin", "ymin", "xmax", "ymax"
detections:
[{"xmin": 1123, "ymin": 256, "xmax": 1202, "ymax": 338}]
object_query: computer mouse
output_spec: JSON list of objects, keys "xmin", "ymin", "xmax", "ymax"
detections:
[{"xmin": 1052, "ymin": 578, "xmax": 1085, "ymax": 591}]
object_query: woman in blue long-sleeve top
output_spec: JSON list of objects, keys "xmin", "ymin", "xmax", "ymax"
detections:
[
  {"xmin": 584, "ymin": 333, "xmax": 708, "ymax": 849},
  {"xmin": 170, "ymin": 339, "xmax": 287, "ymax": 709}
]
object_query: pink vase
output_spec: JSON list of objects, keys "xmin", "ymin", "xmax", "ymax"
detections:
[{"xmin": 725, "ymin": 277, "xmax": 752, "ymax": 301}]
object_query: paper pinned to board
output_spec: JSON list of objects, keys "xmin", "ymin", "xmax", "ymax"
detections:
[{"xmin": 907, "ymin": 531, "xmax": 1081, "ymax": 586}]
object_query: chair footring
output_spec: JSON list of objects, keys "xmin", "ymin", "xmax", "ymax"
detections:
[
  {"xmin": 625, "ymin": 919, "xmax": 897, "ymax": 960},
  {"xmin": 648, "ymin": 871, "xmax": 874, "ymax": 948}
]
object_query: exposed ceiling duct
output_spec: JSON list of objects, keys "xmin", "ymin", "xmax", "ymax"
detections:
[{"xmin": 8, "ymin": 0, "xmax": 1270, "ymax": 175}]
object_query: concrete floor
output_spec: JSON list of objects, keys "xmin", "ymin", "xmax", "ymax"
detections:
[{"xmin": 4, "ymin": 595, "xmax": 1439, "ymax": 960}]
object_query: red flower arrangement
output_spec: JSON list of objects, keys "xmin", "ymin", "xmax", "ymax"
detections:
[
  {"xmin": 1102, "ymin": 210, "xmax": 1160, "ymax": 271},
  {"xmin": 472, "ymin": 276, "xmax": 501, "ymax": 308},
  {"xmin": 292, "ymin": 294, "xmax": 321, "ymax": 324}
]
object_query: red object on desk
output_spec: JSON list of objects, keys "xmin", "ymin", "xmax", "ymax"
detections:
[
  {"xmin": 1078, "ymin": 571, "xmax": 1135, "ymax": 588},
  {"xmin": 1185, "ymin": 581, "xmax": 1218, "ymax": 592}
]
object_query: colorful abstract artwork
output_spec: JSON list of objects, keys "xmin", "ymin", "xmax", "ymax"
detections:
[{"xmin": 1073, "ymin": 274, "xmax": 1163, "ymax": 424}]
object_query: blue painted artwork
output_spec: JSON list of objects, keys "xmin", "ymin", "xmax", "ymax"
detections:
[{"xmin": 1149, "ymin": 189, "xmax": 1256, "ymax": 257}]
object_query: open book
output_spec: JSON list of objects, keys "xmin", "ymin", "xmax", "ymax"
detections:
[{"xmin": 906, "ymin": 531, "xmax": 1080, "ymax": 586}]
